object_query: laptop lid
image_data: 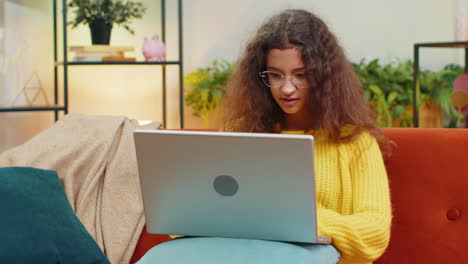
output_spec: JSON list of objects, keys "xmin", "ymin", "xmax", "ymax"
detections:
[{"xmin": 134, "ymin": 130, "xmax": 328, "ymax": 244}]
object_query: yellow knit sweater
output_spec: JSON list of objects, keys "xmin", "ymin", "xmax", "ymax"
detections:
[{"xmin": 282, "ymin": 129, "xmax": 392, "ymax": 264}]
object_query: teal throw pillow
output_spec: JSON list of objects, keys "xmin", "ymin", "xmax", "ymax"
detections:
[
  {"xmin": 0, "ymin": 167, "xmax": 109, "ymax": 264},
  {"xmin": 136, "ymin": 237, "xmax": 340, "ymax": 264}
]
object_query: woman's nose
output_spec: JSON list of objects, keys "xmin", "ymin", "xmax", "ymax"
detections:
[{"xmin": 280, "ymin": 78, "xmax": 296, "ymax": 95}]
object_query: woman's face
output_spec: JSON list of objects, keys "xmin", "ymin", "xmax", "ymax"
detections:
[{"xmin": 265, "ymin": 48, "xmax": 311, "ymax": 116}]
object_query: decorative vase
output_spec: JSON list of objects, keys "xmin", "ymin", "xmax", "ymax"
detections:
[
  {"xmin": 452, "ymin": 73, "xmax": 468, "ymax": 116},
  {"xmin": 89, "ymin": 19, "xmax": 113, "ymax": 45}
]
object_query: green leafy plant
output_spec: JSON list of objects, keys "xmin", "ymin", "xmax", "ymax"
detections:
[
  {"xmin": 68, "ymin": 0, "xmax": 146, "ymax": 34},
  {"xmin": 185, "ymin": 58, "xmax": 463, "ymax": 128},
  {"xmin": 353, "ymin": 59, "xmax": 414, "ymax": 127},
  {"xmin": 353, "ymin": 59, "xmax": 463, "ymax": 127},
  {"xmin": 184, "ymin": 59, "xmax": 233, "ymax": 127},
  {"xmin": 419, "ymin": 63, "xmax": 464, "ymax": 127}
]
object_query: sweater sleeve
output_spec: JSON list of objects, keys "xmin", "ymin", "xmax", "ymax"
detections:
[{"xmin": 317, "ymin": 133, "xmax": 392, "ymax": 263}]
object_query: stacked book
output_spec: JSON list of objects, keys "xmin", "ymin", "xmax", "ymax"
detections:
[{"xmin": 69, "ymin": 45, "xmax": 136, "ymax": 62}]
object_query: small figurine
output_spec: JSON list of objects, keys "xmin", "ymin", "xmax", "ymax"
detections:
[
  {"xmin": 453, "ymin": 74, "xmax": 468, "ymax": 115},
  {"xmin": 142, "ymin": 35, "xmax": 166, "ymax": 61}
]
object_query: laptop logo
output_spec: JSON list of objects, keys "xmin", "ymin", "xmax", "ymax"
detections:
[{"xmin": 213, "ymin": 175, "xmax": 238, "ymax": 196}]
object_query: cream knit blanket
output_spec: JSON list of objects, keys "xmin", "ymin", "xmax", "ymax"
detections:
[{"xmin": 0, "ymin": 113, "xmax": 161, "ymax": 264}]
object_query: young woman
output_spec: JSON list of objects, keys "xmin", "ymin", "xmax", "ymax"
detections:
[
  {"xmin": 221, "ymin": 9, "xmax": 392, "ymax": 264},
  {"xmin": 138, "ymin": 9, "xmax": 391, "ymax": 264}
]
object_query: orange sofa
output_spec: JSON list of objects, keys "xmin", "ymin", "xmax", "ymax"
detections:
[{"xmin": 129, "ymin": 128, "xmax": 468, "ymax": 264}]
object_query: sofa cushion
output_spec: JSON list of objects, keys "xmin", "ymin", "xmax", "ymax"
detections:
[
  {"xmin": 136, "ymin": 237, "xmax": 340, "ymax": 264},
  {"xmin": 0, "ymin": 167, "xmax": 109, "ymax": 264},
  {"xmin": 376, "ymin": 128, "xmax": 468, "ymax": 263}
]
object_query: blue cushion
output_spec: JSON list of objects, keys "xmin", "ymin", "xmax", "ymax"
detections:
[
  {"xmin": 0, "ymin": 167, "xmax": 109, "ymax": 264},
  {"xmin": 137, "ymin": 237, "xmax": 340, "ymax": 264}
]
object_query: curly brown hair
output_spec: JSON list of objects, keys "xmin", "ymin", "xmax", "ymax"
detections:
[{"xmin": 221, "ymin": 9, "xmax": 391, "ymax": 156}]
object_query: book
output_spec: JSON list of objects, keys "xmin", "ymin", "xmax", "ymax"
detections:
[
  {"xmin": 72, "ymin": 57, "xmax": 103, "ymax": 62},
  {"xmin": 72, "ymin": 56, "xmax": 136, "ymax": 62},
  {"xmin": 74, "ymin": 51, "xmax": 125, "ymax": 58},
  {"xmin": 102, "ymin": 56, "xmax": 136, "ymax": 62},
  {"xmin": 69, "ymin": 45, "xmax": 135, "ymax": 53}
]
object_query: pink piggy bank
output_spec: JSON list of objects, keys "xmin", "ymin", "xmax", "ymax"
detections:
[{"xmin": 142, "ymin": 35, "xmax": 166, "ymax": 61}]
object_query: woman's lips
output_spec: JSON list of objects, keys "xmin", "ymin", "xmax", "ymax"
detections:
[{"xmin": 281, "ymin": 98, "xmax": 299, "ymax": 105}]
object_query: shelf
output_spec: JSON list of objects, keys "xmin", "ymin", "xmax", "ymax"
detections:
[
  {"xmin": 415, "ymin": 41, "xmax": 468, "ymax": 48},
  {"xmin": 1, "ymin": 0, "xmax": 184, "ymax": 127},
  {"xmin": 0, "ymin": 105, "xmax": 66, "ymax": 112},
  {"xmin": 55, "ymin": 61, "xmax": 182, "ymax": 66},
  {"xmin": 413, "ymin": 41, "xmax": 468, "ymax": 128}
]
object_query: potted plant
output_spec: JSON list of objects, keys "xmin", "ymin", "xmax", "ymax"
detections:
[
  {"xmin": 184, "ymin": 58, "xmax": 462, "ymax": 129},
  {"xmin": 184, "ymin": 59, "xmax": 233, "ymax": 128},
  {"xmin": 419, "ymin": 63, "xmax": 463, "ymax": 127},
  {"xmin": 353, "ymin": 59, "xmax": 463, "ymax": 128},
  {"xmin": 353, "ymin": 59, "xmax": 414, "ymax": 127},
  {"xmin": 68, "ymin": 0, "xmax": 147, "ymax": 45}
]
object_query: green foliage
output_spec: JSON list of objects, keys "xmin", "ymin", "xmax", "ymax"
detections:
[
  {"xmin": 420, "ymin": 63, "xmax": 464, "ymax": 127},
  {"xmin": 353, "ymin": 59, "xmax": 413, "ymax": 127},
  {"xmin": 68, "ymin": 0, "xmax": 146, "ymax": 34},
  {"xmin": 353, "ymin": 59, "xmax": 463, "ymax": 127},
  {"xmin": 185, "ymin": 58, "xmax": 463, "ymax": 128},
  {"xmin": 184, "ymin": 59, "xmax": 233, "ymax": 127}
]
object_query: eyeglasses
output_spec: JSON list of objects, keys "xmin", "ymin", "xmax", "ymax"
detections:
[{"xmin": 258, "ymin": 71, "xmax": 310, "ymax": 88}]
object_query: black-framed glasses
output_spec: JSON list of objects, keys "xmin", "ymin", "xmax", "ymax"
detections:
[{"xmin": 258, "ymin": 71, "xmax": 310, "ymax": 88}]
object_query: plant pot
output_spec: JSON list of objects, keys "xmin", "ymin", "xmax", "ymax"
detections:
[
  {"xmin": 89, "ymin": 19, "xmax": 113, "ymax": 45},
  {"xmin": 184, "ymin": 101, "xmax": 222, "ymax": 129},
  {"xmin": 419, "ymin": 100, "xmax": 443, "ymax": 128},
  {"xmin": 391, "ymin": 104, "xmax": 413, "ymax": 128},
  {"xmin": 391, "ymin": 101, "xmax": 443, "ymax": 128}
]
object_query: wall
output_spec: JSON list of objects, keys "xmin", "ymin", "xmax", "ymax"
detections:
[
  {"xmin": 0, "ymin": 0, "xmax": 458, "ymax": 152},
  {"xmin": 0, "ymin": 0, "xmax": 55, "ymax": 153}
]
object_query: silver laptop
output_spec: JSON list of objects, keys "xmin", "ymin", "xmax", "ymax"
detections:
[{"xmin": 133, "ymin": 130, "xmax": 331, "ymax": 244}]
